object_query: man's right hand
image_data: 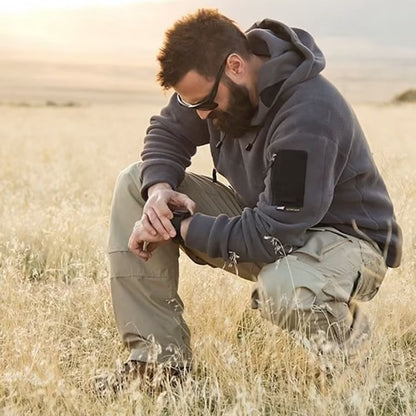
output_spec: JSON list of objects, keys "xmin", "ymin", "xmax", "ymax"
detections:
[{"xmin": 142, "ymin": 182, "xmax": 196, "ymax": 241}]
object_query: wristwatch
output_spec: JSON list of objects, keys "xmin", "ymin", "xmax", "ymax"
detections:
[{"xmin": 171, "ymin": 209, "xmax": 192, "ymax": 244}]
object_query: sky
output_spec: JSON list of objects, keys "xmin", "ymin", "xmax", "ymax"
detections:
[
  {"xmin": 0, "ymin": 0, "xmax": 127, "ymax": 12},
  {"xmin": 0, "ymin": 0, "xmax": 415, "ymax": 65},
  {"xmin": 0, "ymin": 0, "xmax": 165, "ymax": 12}
]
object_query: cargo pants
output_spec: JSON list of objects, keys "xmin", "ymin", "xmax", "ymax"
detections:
[{"xmin": 108, "ymin": 162, "xmax": 387, "ymax": 366}]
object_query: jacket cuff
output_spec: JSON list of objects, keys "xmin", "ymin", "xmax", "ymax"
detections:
[
  {"xmin": 140, "ymin": 167, "xmax": 179, "ymax": 200},
  {"xmin": 185, "ymin": 213, "xmax": 217, "ymax": 254}
]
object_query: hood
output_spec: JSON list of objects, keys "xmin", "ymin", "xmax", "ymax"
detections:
[{"xmin": 246, "ymin": 19, "xmax": 326, "ymax": 126}]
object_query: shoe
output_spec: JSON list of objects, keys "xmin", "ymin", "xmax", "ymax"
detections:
[{"xmin": 92, "ymin": 360, "xmax": 187, "ymax": 396}]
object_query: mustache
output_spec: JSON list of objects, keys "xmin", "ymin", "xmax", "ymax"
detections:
[
  {"xmin": 206, "ymin": 81, "xmax": 257, "ymax": 137},
  {"xmin": 207, "ymin": 109, "xmax": 225, "ymax": 120}
]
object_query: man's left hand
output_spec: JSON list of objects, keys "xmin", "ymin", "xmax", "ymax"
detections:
[{"xmin": 128, "ymin": 218, "xmax": 167, "ymax": 261}]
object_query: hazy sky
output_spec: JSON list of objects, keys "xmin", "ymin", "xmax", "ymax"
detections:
[{"xmin": 0, "ymin": 0, "xmax": 415, "ymax": 65}]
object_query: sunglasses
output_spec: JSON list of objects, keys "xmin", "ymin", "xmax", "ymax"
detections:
[{"xmin": 176, "ymin": 52, "xmax": 232, "ymax": 111}]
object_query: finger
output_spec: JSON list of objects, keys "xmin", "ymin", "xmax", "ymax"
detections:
[
  {"xmin": 128, "ymin": 233, "xmax": 137, "ymax": 252},
  {"xmin": 131, "ymin": 248, "xmax": 152, "ymax": 261},
  {"xmin": 146, "ymin": 241, "xmax": 161, "ymax": 253},
  {"xmin": 183, "ymin": 199, "xmax": 196, "ymax": 215},
  {"xmin": 128, "ymin": 239, "xmax": 152, "ymax": 259},
  {"xmin": 131, "ymin": 220, "xmax": 167, "ymax": 244},
  {"xmin": 169, "ymin": 194, "xmax": 197, "ymax": 215},
  {"xmin": 138, "ymin": 250, "xmax": 152, "ymax": 261},
  {"xmin": 147, "ymin": 199, "xmax": 173, "ymax": 219},
  {"xmin": 141, "ymin": 214, "xmax": 157, "ymax": 236},
  {"xmin": 128, "ymin": 229, "xmax": 146, "ymax": 252},
  {"xmin": 147, "ymin": 207, "xmax": 174, "ymax": 239}
]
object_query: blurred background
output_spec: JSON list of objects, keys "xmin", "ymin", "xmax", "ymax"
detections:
[{"xmin": 1, "ymin": 0, "xmax": 415, "ymax": 106}]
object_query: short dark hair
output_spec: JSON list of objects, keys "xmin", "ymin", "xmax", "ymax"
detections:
[{"xmin": 157, "ymin": 9, "xmax": 250, "ymax": 89}]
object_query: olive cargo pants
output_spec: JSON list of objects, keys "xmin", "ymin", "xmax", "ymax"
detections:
[{"xmin": 108, "ymin": 163, "xmax": 387, "ymax": 365}]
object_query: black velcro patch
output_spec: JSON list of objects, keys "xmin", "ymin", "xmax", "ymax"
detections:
[{"xmin": 270, "ymin": 150, "xmax": 307, "ymax": 211}]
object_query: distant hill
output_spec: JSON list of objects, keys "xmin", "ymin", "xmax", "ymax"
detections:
[{"xmin": 394, "ymin": 89, "xmax": 416, "ymax": 103}]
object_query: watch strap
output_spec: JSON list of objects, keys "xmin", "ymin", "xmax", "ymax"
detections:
[{"xmin": 171, "ymin": 209, "xmax": 191, "ymax": 244}]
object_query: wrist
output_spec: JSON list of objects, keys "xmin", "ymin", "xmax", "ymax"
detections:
[
  {"xmin": 147, "ymin": 182, "xmax": 172, "ymax": 198},
  {"xmin": 171, "ymin": 209, "xmax": 192, "ymax": 244},
  {"xmin": 180, "ymin": 217, "xmax": 192, "ymax": 242}
]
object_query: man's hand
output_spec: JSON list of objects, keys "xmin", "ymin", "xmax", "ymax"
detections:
[
  {"xmin": 143, "ymin": 183, "xmax": 196, "ymax": 240},
  {"xmin": 128, "ymin": 182, "xmax": 196, "ymax": 261},
  {"xmin": 128, "ymin": 218, "xmax": 166, "ymax": 262}
]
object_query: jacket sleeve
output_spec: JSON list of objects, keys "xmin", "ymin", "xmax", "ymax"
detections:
[
  {"xmin": 140, "ymin": 94, "xmax": 210, "ymax": 199},
  {"xmin": 185, "ymin": 101, "xmax": 349, "ymax": 263}
]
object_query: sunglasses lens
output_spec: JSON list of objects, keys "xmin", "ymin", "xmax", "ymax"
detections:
[{"xmin": 177, "ymin": 94, "xmax": 218, "ymax": 111}]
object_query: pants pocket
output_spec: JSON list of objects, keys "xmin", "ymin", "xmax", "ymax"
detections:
[
  {"xmin": 294, "ymin": 229, "xmax": 351, "ymax": 262},
  {"xmin": 351, "ymin": 240, "xmax": 387, "ymax": 302}
]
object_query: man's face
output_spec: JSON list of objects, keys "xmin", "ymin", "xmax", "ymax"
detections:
[{"xmin": 174, "ymin": 67, "xmax": 257, "ymax": 137}]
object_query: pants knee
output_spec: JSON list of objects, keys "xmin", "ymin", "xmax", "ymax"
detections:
[
  {"xmin": 114, "ymin": 162, "xmax": 144, "ymax": 203},
  {"xmin": 255, "ymin": 257, "xmax": 322, "ymax": 312},
  {"xmin": 254, "ymin": 257, "xmax": 352, "ymax": 340}
]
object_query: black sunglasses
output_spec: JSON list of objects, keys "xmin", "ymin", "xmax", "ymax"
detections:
[{"xmin": 176, "ymin": 52, "xmax": 232, "ymax": 111}]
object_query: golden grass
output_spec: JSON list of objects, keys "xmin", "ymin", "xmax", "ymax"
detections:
[{"xmin": 1, "ymin": 102, "xmax": 415, "ymax": 415}]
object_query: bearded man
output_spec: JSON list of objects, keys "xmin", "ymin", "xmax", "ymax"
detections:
[{"xmin": 103, "ymin": 8, "xmax": 402, "ymax": 390}]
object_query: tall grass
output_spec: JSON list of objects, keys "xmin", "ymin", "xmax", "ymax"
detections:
[{"xmin": 0, "ymin": 103, "xmax": 415, "ymax": 415}]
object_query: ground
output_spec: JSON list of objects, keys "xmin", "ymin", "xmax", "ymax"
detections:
[{"xmin": 0, "ymin": 100, "xmax": 415, "ymax": 415}]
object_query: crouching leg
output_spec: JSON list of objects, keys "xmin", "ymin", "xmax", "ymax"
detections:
[{"xmin": 253, "ymin": 228, "xmax": 387, "ymax": 360}]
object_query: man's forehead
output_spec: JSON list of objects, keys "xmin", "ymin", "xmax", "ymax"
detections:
[{"xmin": 174, "ymin": 70, "xmax": 214, "ymax": 103}]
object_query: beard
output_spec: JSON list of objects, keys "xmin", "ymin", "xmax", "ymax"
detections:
[{"xmin": 208, "ymin": 78, "xmax": 257, "ymax": 137}]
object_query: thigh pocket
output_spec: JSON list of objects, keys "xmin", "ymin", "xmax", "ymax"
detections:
[
  {"xmin": 294, "ymin": 230, "xmax": 361, "ymax": 304},
  {"xmin": 351, "ymin": 241, "xmax": 387, "ymax": 302},
  {"xmin": 294, "ymin": 229, "xmax": 352, "ymax": 262}
]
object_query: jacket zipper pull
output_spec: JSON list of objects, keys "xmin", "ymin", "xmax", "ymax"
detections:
[
  {"xmin": 212, "ymin": 168, "xmax": 218, "ymax": 183},
  {"xmin": 216, "ymin": 132, "xmax": 226, "ymax": 149}
]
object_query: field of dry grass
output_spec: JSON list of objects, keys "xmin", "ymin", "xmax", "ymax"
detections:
[{"xmin": 0, "ymin": 100, "xmax": 415, "ymax": 415}]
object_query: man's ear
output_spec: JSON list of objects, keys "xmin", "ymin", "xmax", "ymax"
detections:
[{"xmin": 226, "ymin": 53, "xmax": 245, "ymax": 80}]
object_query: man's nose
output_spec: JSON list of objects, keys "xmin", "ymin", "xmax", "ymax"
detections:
[{"xmin": 196, "ymin": 109, "xmax": 212, "ymax": 120}]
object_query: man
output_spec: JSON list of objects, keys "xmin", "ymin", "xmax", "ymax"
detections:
[{"xmin": 106, "ymin": 9, "xmax": 401, "ymax": 389}]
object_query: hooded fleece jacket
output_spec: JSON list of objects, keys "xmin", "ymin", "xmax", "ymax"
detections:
[{"xmin": 140, "ymin": 19, "xmax": 402, "ymax": 268}]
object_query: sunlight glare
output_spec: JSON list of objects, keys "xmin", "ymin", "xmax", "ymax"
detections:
[{"xmin": 0, "ymin": 0, "xmax": 164, "ymax": 13}]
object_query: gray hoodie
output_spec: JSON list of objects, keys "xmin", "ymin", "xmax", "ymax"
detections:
[{"xmin": 140, "ymin": 19, "xmax": 402, "ymax": 268}]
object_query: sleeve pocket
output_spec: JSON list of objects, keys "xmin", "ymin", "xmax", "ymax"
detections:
[{"xmin": 270, "ymin": 150, "xmax": 307, "ymax": 211}]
